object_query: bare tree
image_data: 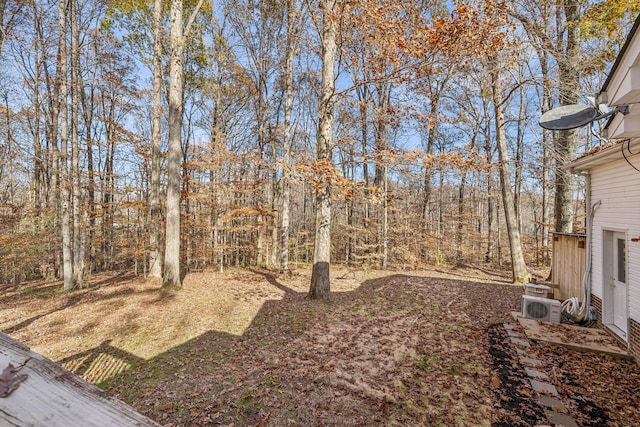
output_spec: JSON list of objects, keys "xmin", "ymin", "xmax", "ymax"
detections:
[
  {"xmin": 56, "ymin": 0, "xmax": 73, "ymax": 290},
  {"xmin": 163, "ymin": 0, "xmax": 185, "ymax": 288},
  {"xmin": 70, "ymin": 0, "xmax": 84, "ymax": 288},
  {"xmin": 149, "ymin": 0, "xmax": 163, "ymax": 278},
  {"xmin": 280, "ymin": 0, "xmax": 300, "ymax": 272},
  {"xmin": 489, "ymin": 57, "xmax": 530, "ymax": 283},
  {"xmin": 508, "ymin": 0, "xmax": 582, "ymax": 233},
  {"xmin": 163, "ymin": 0, "xmax": 205, "ymax": 288},
  {"xmin": 308, "ymin": 0, "xmax": 337, "ymax": 301}
]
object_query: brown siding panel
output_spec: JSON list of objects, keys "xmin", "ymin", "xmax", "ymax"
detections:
[
  {"xmin": 591, "ymin": 294, "xmax": 603, "ymax": 326},
  {"xmin": 631, "ymin": 318, "xmax": 640, "ymax": 362}
]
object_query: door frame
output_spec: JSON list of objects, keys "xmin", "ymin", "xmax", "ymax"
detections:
[{"xmin": 602, "ymin": 228, "xmax": 629, "ymax": 340}]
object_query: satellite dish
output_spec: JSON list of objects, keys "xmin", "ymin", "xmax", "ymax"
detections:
[{"xmin": 539, "ymin": 104, "xmax": 600, "ymax": 130}]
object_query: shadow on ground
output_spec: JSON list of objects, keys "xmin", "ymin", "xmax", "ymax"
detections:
[
  {"xmin": 1, "ymin": 272, "xmax": 159, "ymax": 336},
  {"xmin": 23, "ymin": 270, "xmax": 637, "ymax": 426},
  {"xmin": 51, "ymin": 272, "xmax": 537, "ymax": 426}
]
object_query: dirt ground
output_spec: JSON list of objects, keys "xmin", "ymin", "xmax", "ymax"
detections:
[{"xmin": 1, "ymin": 265, "xmax": 639, "ymax": 426}]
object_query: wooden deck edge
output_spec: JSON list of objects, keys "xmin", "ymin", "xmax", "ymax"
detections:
[
  {"xmin": 526, "ymin": 336, "xmax": 635, "ymax": 360},
  {"xmin": 0, "ymin": 332, "xmax": 160, "ymax": 426}
]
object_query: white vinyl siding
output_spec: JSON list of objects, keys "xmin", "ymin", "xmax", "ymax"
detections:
[{"xmin": 590, "ymin": 158, "xmax": 640, "ymax": 325}]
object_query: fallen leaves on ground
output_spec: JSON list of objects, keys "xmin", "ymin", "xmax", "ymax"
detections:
[{"xmin": 0, "ymin": 265, "xmax": 638, "ymax": 426}]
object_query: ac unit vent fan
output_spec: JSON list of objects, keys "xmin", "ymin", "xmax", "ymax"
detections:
[{"xmin": 521, "ymin": 295, "xmax": 561, "ymax": 323}]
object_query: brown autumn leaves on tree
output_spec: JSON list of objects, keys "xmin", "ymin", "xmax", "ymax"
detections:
[
  {"xmin": 0, "ymin": 0, "xmax": 635, "ymax": 288},
  {"xmin": 305, "ymin": 0, "xmax": 532, "ymax": 295}
]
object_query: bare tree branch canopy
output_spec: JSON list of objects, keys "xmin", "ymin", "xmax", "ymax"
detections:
[{"xmin": 0, "ymin": 0, "xmax": 636, "ymax": 286}]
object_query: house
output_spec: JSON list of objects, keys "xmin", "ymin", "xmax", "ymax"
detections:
[{"xmin": 566, "ymin": 13, "xmax": 640, "ymax": 361}]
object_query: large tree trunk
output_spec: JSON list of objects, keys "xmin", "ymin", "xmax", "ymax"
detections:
[
  {"xmin": 280, "ymin": 0, "xmax": 296, "ymax": 272},
  {"xmin": 149, "ymin": 0, "xmax": 163, "ymax": 278},
  {"xmin": 70, "ymin": 0, "xmax": 85, "ymax": 288},
  {"xmin": 255, "ymin": 6, "xmax": 267, "ymax": 267},
  {"xmin": 162, "ymin": 0, "xmax": 204, "ymax": 286},
  {"xmin": 163, "ymin": 0, "xmax": 184, "ymax": 288},
  {"xmin": 514, "ymin": 84, "xmax": 525, "ymax": 235},
  {"xmin": 210, "ymin": 71, "xmax": 224, "ymax": 271},
  {"xmin": 491, "ymin": 63, "xmax": 530, "ymax": 284},
  {"xmin": 270, "ymin": 131, "xmax": 278, "ymax": 268},
  {"xmin": 57, "ymin": 0, "xmax": 73, "ymax": 291},
  {"xmin": 101, "ymin": 99, "xmax": 116, "ymax": 270},
  {"xmin": 538, "ymin": 48, "xmax": 552, "ymax": 265},
  {"xmin": 554, "ymin": 0, "xmax": 581, "ymax": 233},
  {"xmin": 79, "ymin": 39, "xmax": 97, "ymax": 274},
  {"xmin": 30, "ymin": 4, "xmax": 46, "ymax": 212},
  {"xmin": 485, "ymin": 140, "xmax": 495, "ymax": 263},
  {"xmin": 46, "ymin": 48, "xmax": 60, "ymax": 278},
  {"xmin": 554, "ymin": 127, "xmax": 578, "ymax": 233},
  {"xmin": 309, "ymin": 0, "xmax": 337, "ymax": 301}
]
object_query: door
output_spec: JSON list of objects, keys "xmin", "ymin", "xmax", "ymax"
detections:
[{"xmin": 610, "ymin": 232, "xmax": 628, "ymax": 335}]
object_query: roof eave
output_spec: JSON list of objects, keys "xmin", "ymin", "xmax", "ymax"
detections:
[
  {"xmin": 565, "ymin": 138, "xmax": 640, "ymax": 173},
  {"xmin": 598, "ymin": 13, "xmax": 640, "ymax": 102}
]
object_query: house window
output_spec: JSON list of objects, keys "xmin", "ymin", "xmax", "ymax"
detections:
[{"xmin": 617, "ymin": 238, "xmax": 626, "ymax": 284}]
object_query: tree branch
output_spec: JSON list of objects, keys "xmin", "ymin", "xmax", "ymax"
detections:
[{"xmin": 184, "ymin": 0, "xmax": 206, "ymax": 38}]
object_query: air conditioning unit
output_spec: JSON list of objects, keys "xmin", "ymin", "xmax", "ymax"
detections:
[{"xmin": 522, "ymin": 295, "xmax": 561, "ymax": 323}]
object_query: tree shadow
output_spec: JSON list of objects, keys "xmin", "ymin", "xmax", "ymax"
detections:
[
  {"xmin": 1, "ymin": 275, "xmax": 168, "ymax": 334},
  {"xmin": 0, "ymin": 290, "xmax": 157, "ymax": 335},
  {"xmin": 52, "ymin": 272, "xmax": 541, "ymax": 426},
  {"xmin": 3, "ymin": 313, "xmax": 53, "ymax": 334},
  {"xmin": 0, "ymin": 281, "xmax": 60, "ymax": 305},
  {"xmin": 89, "ymin": 272, "xmax": 138, "ymax": 288},
  {"xmin": 92, "ymin": 285, "xmax": 348, "ymax": 424},
  {"xmin": 2, "ymin": 291, "xmax": 88, "ymax": 334},
  {"xmin": 248, "ymin": 268, "xmax": 305, "ymax": 300}
]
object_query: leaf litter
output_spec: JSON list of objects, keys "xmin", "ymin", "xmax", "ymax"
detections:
[{"xmin": 0, "ymin": 266, "xmax": 639, "ymax": 425}]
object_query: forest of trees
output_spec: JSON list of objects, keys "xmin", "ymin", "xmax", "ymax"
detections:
[{"xmin": 0, "ymin": 0, "xmax": 638, "ymax": 296}]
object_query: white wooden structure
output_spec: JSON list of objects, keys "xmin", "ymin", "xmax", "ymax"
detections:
[
  {"xmin": 0, "ymin": 333, "xmax": 159, "ymax": 426},
  {"xmin": 567, "ymin": 14, "xmax": 640, "ymax": 361}
]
